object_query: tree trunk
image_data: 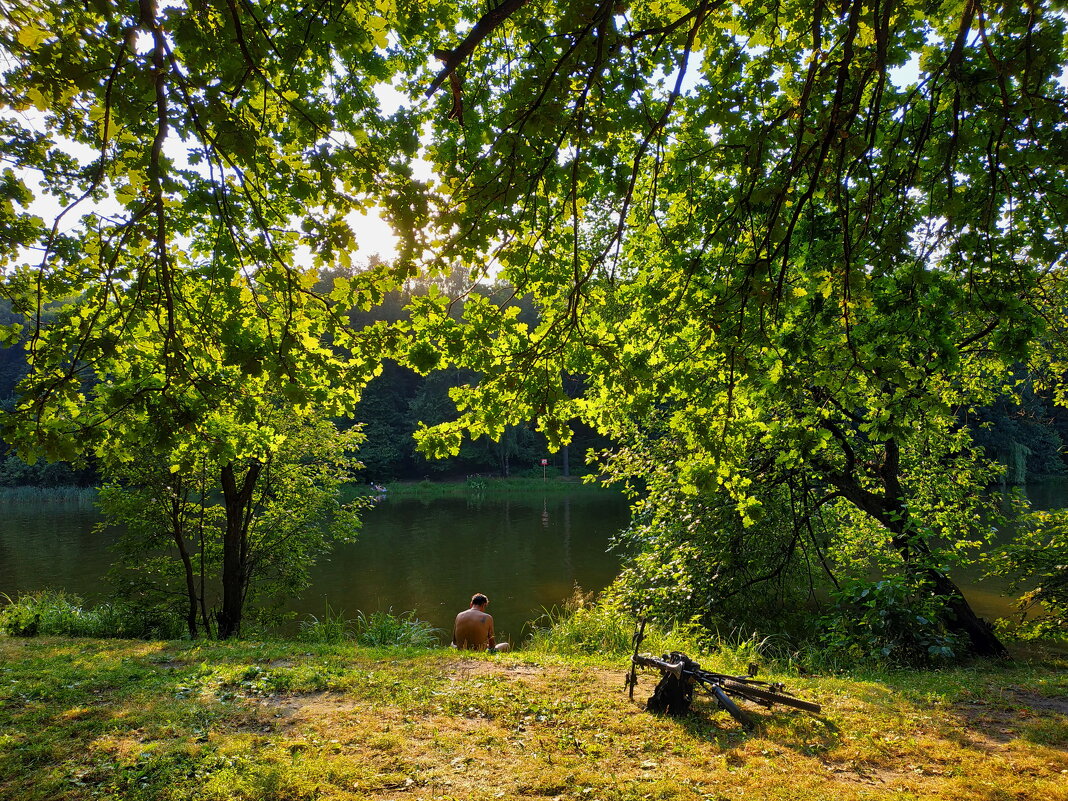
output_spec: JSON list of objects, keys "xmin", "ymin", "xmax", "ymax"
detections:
[
  {"xmin": 217, "ymin": 460, "xmax": 262, "ymax": 640},
  {"xmin": 825, "ymin": 438, "xmax": 1008, "ymax": 659},
  {"xmin": 166, "ymin": 477, "xmax": 199, "ymax": 638},
  {"xmin": 196, "ymin": 493, "xmax": 211, "ymax": 636},
  {"xmin": 172, "ymin": 521, "xmax": 199, "ymax": 638},
  {"xmin": 924, "ymin": 567, "xmax": 1008, "ymax": 658}
]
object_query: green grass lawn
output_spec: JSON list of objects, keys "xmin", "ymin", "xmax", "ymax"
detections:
[{"xmin": 1, "ymin": 636, "xmax": 1066, "ymax": 800}]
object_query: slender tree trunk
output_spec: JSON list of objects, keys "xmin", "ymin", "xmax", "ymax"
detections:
[
  {"xmin": 217, "ymin": 460, "xmax": 262, "ymax": 639},
  {"xmin": 171, "ymin": 504, "xmax": 198, "ymax": 638},
  {"xmin": 197, "ymin": 517, "xmax": 211, "ymax": 636},
  {"xmin": 165, "ymin": 477, "xmax": 199, "ymax": 638},
  {"xmin": 196, "ymin": 478, "xmax": 211, "ymax": 636},
  {"xmin": 175, "ymin": 537, "xmax": 198, "ymax": 638}
]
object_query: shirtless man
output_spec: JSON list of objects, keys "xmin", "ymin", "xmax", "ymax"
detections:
[{"xmin": 452, "ymin": 593, "xmax": 511, "ymax": 652}]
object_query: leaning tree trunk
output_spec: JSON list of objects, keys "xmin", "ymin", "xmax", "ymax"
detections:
[
  {"xmin": 825, "ymin": 437, "xmax": 1008, "ymax": 659},
  {"xmin": 923, "ymin": 567, "xmax": 1007, "ymax": 657},
  {"xmin": 217, "ymin": 460, "xmax": 262, "ymax": 640}
]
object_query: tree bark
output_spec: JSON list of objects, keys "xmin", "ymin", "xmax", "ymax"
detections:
[
  {"xmin": 924, "ymin": 567, "xmax": 1008, "ymax": 658},
  {"xmin": 824, "ymin": 438, "xmax": 1009, "ymax": 659},
  {"xmin": 163, "ymin": 476, "xmax": 200, "ymax": 638},
  {"xmin": 169, "ymin": 494, "xmax": 199, "ymax": 638},
  {"xmin": 217, "ymin": 459, "xmax": 262, "ymax": 639}
]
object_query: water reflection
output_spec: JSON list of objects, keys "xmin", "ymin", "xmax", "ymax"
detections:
[
  {"xmin": 0, "ymin": 500, "xmax": 108, "ymax": 602},
  {"xmin": 2, "ymin": 479, "xmax": 1066, "ymax": 638},
  {"xmin": 293, "ymin": 493, "xmax": 628, "ymax": 641}
]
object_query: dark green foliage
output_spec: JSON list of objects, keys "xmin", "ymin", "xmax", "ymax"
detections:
[
  {"xmin": 0, "ymin": 591, "xmax": 185, "ymax": 640},
  {"xmin": 0, "ymin": 453, "xmax": 95, "ymax": 486},
  {"xmin": 816, "ymin": 578, "xmax": 965, "ymax": 668},
  {"xmin": 968, "ymin": 384, "xmax": 1067, "ymax": 484}
]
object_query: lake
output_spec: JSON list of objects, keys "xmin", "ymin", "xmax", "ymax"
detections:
[
  {"xmin": 0, "ymin": 490, "xmax": 630, "ymax": 642},
  {"xmin": 1, "ymin": 480, "xmax": 1065, "ymax": 642}
]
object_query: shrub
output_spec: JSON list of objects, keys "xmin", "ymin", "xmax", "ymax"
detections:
[
  {"xmin": 526, "ymin": 595, "xmax": 635, "ymax": 655},
  {"xmin": 816, "ymin": 577, "xmax": 964, "ymax": 668},
  {"xmin": 0, "ymin": 591, "xmax": 184, "ymax": 640},
  {"xmin": 464, "ymin": 475, "xmax": 487, "ymax": 494},
  {"xmin": 353, "ymin": 609, "xmax": 441, "ymax": 648},
  {"xmin": 297, "ymin": 604, "xmax": 355, "ymax": 645},
  {"xmin": 297, "ymin": 606, "xmax": 440, "ymax": 648},
  {"xmin": 525, "ymin": 587, "xmax": 714, "ymax": 658}
]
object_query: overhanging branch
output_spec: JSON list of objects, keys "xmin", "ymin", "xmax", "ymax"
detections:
[{"xmin": 426, "ymin": 0, "xmax": 530, "ymax": 98}]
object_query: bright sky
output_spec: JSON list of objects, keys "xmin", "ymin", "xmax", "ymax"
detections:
[
  {"xmin": 349, "ymin": 208, "xmax": 398, "ymax": 262},
  {"xmin": 4, "ymin": 104, "xmax": 403, "ymax": 270},
  {"xmin": 3, "ymin": 40, "xmax": 960, "ymax": 275}
]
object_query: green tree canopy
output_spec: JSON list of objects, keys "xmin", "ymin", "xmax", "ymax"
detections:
[
  {"xmin": 2, "ymin": 0, "xmax": 1066, "ymax": 654},
  {"xmin": 0, "ymin": 0, "xmax": 431, "ymax": 462},
  {"xmin": 406, "ymin": 0, "xmax": 1068, "ymax": 656}
]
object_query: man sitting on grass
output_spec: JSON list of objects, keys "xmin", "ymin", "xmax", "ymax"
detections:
[{"xmin": 452, "ymin": 592, "xmax": 510, "ymax": 652}]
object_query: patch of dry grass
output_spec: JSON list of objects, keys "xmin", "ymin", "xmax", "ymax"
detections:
[{"xmin": 0, "ymin": 637, "xmax": 1065, "ymax": 800}]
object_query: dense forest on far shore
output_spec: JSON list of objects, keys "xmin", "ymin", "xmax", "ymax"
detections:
[
  {"xmin": 1, "ymin": 278, "xmax": 1065, "ymax": 490},
  {"xmin": 0, "ymin": 277, "xmax": 616, "ymax": 487}
]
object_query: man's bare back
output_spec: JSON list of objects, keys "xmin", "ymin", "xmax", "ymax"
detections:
[{"xmin": 452, "ymin": 593, "xmax": 510, "ymax": 652}]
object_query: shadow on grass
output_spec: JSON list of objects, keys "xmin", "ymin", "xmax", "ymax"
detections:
[{"xmin": 638, "ymin": 693, "xmax": 841, "ymax": 756}]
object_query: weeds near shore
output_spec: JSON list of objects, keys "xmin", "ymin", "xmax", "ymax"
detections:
[
  {"xmin": 297, "ymin": 606, "xmax": 442, "ymax": 648},
  {"xmin": 0, "ymin": 590, "xmax": 184, "ymax": 640}
]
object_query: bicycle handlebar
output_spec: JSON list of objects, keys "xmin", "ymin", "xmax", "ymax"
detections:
[{"xmin": 632, "ymin": 653, "xmax": 686, "ymax": 677}]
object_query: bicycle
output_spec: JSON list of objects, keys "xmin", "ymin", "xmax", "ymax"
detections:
[{"xmin": 625, "ymin": 620, "xmax": 821, "ymax": 729}]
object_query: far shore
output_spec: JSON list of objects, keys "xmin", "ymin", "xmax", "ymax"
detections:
[{"xmin": 358, "ymin": 474, "xmax": 621, "ymax": 498}]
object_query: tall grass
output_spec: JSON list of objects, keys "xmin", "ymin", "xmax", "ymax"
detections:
[
  {"xmin": 525, "ymin": 588, "xmax": 701, "ymax": 658},
  {"xmin": 353, "ymin": 609, "xmax": 441, "ymax": 647},
  {"xmin": 526, "ymin": 595, "xmax": 636, "ymax": 655},
  {"xmin": 297, "ymin": 606, "xmax": 441, "ymax": 648},
  {"xmin": 524, "ymin": 587, "xmax": 802, "ymax": 674},
  {"xmin": 296, "ymin": 603, "xmax": 353, "ymax": 644},
  {"xmin": 0, "ymin": 590, "xmax": 184, "ymax": 640}
]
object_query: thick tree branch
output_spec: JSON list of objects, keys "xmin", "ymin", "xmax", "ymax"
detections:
[{"xmin": 426, "ymin": 0, "xmax": 530, "ymax": 98}]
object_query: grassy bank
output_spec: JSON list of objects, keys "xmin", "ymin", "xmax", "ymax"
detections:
[
  {"xmin": 378, "ymin": 475, "xmax": 617, "ymax": 499},
  {"xmin": 1, "ymin": 635, "xmax": 1065, "ymax": 801}
]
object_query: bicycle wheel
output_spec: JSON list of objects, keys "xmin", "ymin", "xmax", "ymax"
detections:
[
  {"xmin": 720, "ymin": 679, "xmax": 822, "ymax": 714},
  {"xmin": 709, "ymin": 684, "xmax": 753, "ymax": 729}
]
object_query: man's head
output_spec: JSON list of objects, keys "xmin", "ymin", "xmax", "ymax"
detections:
[{"xmin": 470, "ymin": 593, "xmax": 489, "ymax": 609}]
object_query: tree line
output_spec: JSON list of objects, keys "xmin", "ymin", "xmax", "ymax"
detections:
[
  {"xmin": 2, "ymin": 284, "xmax": 1064, "ymax": 488},
  {"xmin": 0, "ymin": 279, "xmax": 615, "ymax": 486}
]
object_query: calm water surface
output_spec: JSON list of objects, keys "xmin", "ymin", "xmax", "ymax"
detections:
[
  {"xmin": 0, "ymin": 491, "xmax": 629, "ymax": 641},
  {"xmin": 293, "ymin": 493, "xmax": 630, "ymax": 640},
  {"xmin": 1, "ymin": 479, "xmax": 1065, "ymax": 640}
]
